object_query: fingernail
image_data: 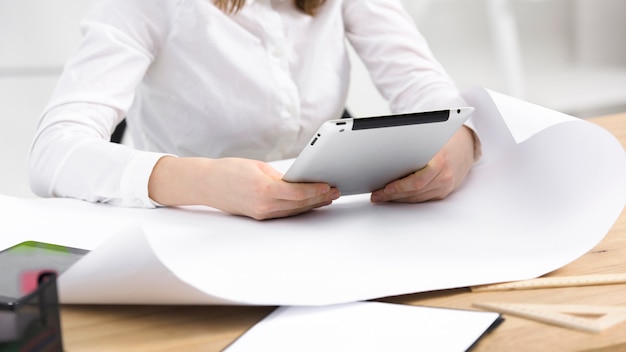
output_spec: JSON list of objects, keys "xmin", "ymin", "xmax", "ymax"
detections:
[
  {"xmin": 371, "ymin": 194, "xmax": 382, "ymax": 203},
  {"xmin": 385, "ymin": 187, "xmax": 396, "ymax": 194}
]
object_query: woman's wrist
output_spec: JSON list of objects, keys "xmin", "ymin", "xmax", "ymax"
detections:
[{"xmin": 148, "ymin": 156, "xmax": 214, "ymax": 207}]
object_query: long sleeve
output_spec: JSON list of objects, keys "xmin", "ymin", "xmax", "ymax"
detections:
[
  {"xmin": 29, "ymin": 0, "xmax": 172, "ymax": 207},
  {"xmin": 343, "ymin": 0, "xmax": 481, "ymax": 161},
  {"xmin": 29, "ymin": 103, "xmax": 167, "ymax": 207},
  {"xmin": 342, "ymin": 0, "xmax": 467, "ymax": 113}
]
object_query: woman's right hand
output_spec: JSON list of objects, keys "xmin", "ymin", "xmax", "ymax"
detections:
[{"xmin": 148, "ymin": 156, "xmax": 340, "ymax": 220}]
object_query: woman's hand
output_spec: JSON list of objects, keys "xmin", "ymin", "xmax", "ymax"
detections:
[
  {"xmin": 148, "ymin": 157, "xmax": 340, "ymax": 220},
  {"xmin": 370, "ymin": 126, "xmax": 479, "ymax": 203}
]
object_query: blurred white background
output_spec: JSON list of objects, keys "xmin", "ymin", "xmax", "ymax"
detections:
[{"xmin": 1, "ymin": 0, "xmax": 625, "ymax": 198}]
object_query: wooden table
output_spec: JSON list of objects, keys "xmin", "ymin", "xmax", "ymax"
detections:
[{"xmin": 61, "ymin": 113, "xmax": 626, "ymax": 352}]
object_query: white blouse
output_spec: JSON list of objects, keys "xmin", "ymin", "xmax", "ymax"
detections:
[{"xmin": 29, "ymin": 0, "xmax": 468, "ymax": 208}]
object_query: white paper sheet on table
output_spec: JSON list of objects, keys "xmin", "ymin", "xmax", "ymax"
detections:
[
  {"xmin": 1, "ymin": 87, "xmax": 624, "ymax": 305},
  {"xmin": 224, "ymin": 301, "xmax": 502, "ymax": 352}
]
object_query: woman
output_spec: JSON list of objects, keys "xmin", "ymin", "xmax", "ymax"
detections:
[{"xmin": 29, "ymin": 0, "xmax": 480, "ymax": 220}]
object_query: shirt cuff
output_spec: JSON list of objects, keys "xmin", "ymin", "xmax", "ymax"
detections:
[
  {"xmin": 463, "ymin": 118, "xmax": 483, "ymax": 163},
  {"xmin": 119, "ymin": 151, "xmax": 171, "ymax": 208}
]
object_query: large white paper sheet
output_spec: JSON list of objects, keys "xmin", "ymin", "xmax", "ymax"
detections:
[
  {"xmin": 224, "ymin": 301, "xmax": 502, "ymax": 352},
  {"xmin": 1, "ymin": 87, "xmax": 624, "ymax": 305}
]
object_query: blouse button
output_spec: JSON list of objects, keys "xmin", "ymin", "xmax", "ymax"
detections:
[{"xmin": 273, "ymin": 47, "xmax": 285, "ymax": 58}]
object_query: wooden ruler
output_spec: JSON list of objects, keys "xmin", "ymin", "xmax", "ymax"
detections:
[
  {"xmin": 473, "ymin": 302, "xmax": 626, "ymax": 334},
  {"xmin": 471, "ymin": 273, "xmax": 626, "ymax": 292}
]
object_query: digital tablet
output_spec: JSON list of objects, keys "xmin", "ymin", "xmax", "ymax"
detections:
[{"xmin": 283, "ymin": 107, "xmax": 474, "ymax": 195}]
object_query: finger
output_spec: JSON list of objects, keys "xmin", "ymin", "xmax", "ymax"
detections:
[
  {"xmin": 384, "ymin": 165, "xmax": 439, "ymax": 196},
  {"xmin": 256, "ymin": 163, "xmax": 337, "ymax": 201},
  {"xmin": 384, "ymin": 187, "xmax": 451, "ymax": 203},
  {"xmin": 275, "ymin": 199, "xmax": 335, "ymax": 219},
  {"xmin": 371, "ymin": 166, "xmax": 439, "ymax": 203},
  {"xmin": 280, "ymin": 188, "xmax": 340, "ymax": 209},
  {"xmin": 246, "ymin": 187, "xmax": 340, "ymax": 219},
  {"xmin": 373, "ymin": 175, "xmax": 455, "ymax": 203},
  {"xmin": 251, "ymin": 199, "xmax": 335, "ymax": 220},
  {"xmin": 272, "ymin": 181, "xmax": 336, "ymax": 202}
]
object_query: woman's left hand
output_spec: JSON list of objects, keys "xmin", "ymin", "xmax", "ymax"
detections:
[{"xmin": 370, "ymin": 126, "xmax": 479, "ymax": 203}]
